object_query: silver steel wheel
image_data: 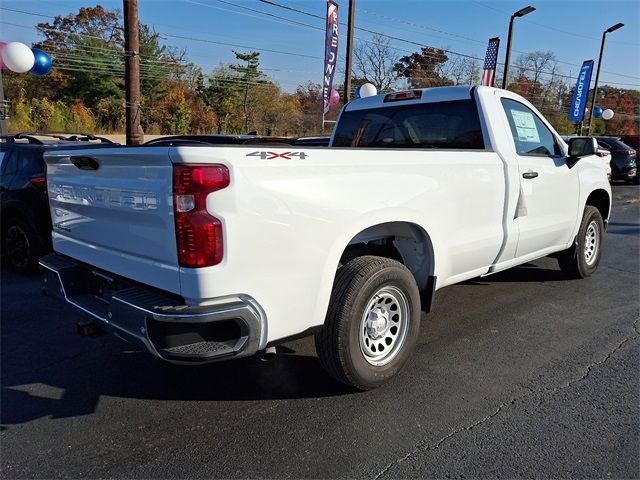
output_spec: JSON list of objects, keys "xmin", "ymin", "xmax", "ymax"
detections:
[
  {"xmin": 584, "ymin": 220, "xmax": 600, "ymax": 266},
  {"xmin": 359, "ymin": 285, "xmax": 410, "ymax": 366}
]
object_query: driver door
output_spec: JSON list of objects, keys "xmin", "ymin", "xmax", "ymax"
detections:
[{"xmin": 500, "ymin": 98, "xmax": 580, "ymax": 258}]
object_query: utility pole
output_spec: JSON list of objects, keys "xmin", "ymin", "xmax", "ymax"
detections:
[
  {"xmin": 0, "ymin": 69, "xmax": 8, "ymax": 135},
  {"xmin": 123, "ymin": 0, "xmax": 143, "ymax": 145},
  {"xmin": 343, "ymin": 0, "xmax": 356, "ymax": 103}
]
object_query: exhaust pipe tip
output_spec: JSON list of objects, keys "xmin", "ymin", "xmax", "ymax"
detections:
[{"xmin": 260, "ymin": 346, "xmax": 277, "ymax": 362}]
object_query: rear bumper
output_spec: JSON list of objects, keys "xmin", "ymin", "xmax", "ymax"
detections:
[
  {"xmin": 611, "ymin": 162, "xmax": 637, "ymax": 180},
  {"xmin": 39, "ymin": 253, "xmax": 264, "ymax": 364}
]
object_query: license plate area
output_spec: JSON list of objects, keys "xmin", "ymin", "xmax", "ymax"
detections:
[{"xmin": 89, "ymin": 270, "xmax": 123, "ymax": 304}]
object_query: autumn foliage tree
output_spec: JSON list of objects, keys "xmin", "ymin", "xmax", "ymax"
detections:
[{"xmin": 393, "ymin": 47, "xmax": 452, "ymax": 88}]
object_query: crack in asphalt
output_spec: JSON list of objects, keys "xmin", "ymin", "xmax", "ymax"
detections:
[{"xmin": 373, "ymin": 316, "xmax": 640, "ymax": 479}]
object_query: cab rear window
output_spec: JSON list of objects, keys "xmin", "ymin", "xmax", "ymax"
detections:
[{"xmin": 332, "ymin": 99, "xmax": 485, "ymax": 150}]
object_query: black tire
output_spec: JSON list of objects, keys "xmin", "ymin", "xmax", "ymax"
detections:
[
  {"xmin": 315, "ymin": 255, "xmax": 421, "ymax": 390},
  {"xmin": 2, "ymin": 216, "xmax": 42, "ymax": 273},
  {"xmin": 557, "ymin": 205, "xmax": 604, "ymax": 279}
]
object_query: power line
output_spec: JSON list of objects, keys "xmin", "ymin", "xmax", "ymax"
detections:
[
  {"xmin": 471, "ymin": 0, "xmax": 640, "ymax": 47},
  {"xmin": 253, "ymin": 0, "xmax": 639, "ymax": 87},
  {"xmin": 3, "ymin": 6, "xmax": 638, "ymax": 90},
  {"xmin": 357, "ymin": 7, "xmax": 638, "ymax": 80},
  {"xmin": 184, "ymin": 0, "xmax": 322, "ymax": 32},
  {"xmin": 159, "ymin": 32, "xmax": 321, "ymax": 60},
  {"xmin": 0, "ymin": 6, "xmax": 55, "ymax": 19}
]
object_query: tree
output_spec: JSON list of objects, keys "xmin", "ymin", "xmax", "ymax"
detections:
[
  {"xmin": 353, "ymin": 35, "xmax": 399, "ymax": 92},
  {"xmin": 595, "ymin": 86, "xmax": 639, "ymax": 136},
  {"xmin": 251, "ymin": 84, "xmax": 302, "ymax": 135},
  {"xmin": 199, "ymin": 65, "xmax": 244, "ymax": 133},
  {"xmin": 154, "ymin": 83, "xmax": 191, "ymax": 134},
  {"xmin": 33, "ymin": 6, "xmax": 125, "ymax": 108},
  {"xmin": 294, "ymin": 82, "xmax": 323, "ymax": 134},
  {"xmin": 230, "ymin": 51, "xmax": 267, "ymax": 131},
  {"xmin": 393, "ymin": 47, "xmax": 452, "ymax": 88},
  {"xmin": 441, "ymin": 56, "xmax": 481, "ymax": 86},
  {"xmin": 514, "ymin": 51, "xmax": 557, "ymax": 86}
]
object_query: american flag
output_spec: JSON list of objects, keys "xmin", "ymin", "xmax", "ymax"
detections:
[{"xmin": 481, "ymin": 37, "xmax": 500, "ymax": 87}]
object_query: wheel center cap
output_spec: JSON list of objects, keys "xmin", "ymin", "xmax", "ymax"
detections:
[{"xmin": 366, "ymin": 308, "xmax": 388, "ymax": 339}]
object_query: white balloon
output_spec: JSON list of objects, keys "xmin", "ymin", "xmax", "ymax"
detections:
[
  {"xmin": 359, "ymin": 83, "xmax": 378, "ymax": 98},
  {"xmin": 602, "ymin": 109, "xmax": 614, "ymax": 120},
  {"xmin": 1, "ymin": 42, "xmax": 35, "ymax": 73}
]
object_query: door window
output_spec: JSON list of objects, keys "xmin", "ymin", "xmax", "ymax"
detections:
[
  {"xmin": 16, "ymin": 150, "xmax": 44, "ymax": 175},
  {"xmin": 1, "ymin": 150, "xmax": 17, "ymax": 175},
  {"xmin": 501, "ymin": 98, "xmax": 560, "ymax": 156}
]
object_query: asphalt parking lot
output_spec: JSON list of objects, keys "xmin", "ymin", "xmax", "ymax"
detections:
[{"xmin": 1, "ymin": 184, "xmax": 639, "ymax": 479}]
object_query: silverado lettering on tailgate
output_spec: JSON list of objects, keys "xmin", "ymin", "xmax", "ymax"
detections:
[{"xmin": 48, "ymin": 183, "xmax": 159, "ymax": 210}]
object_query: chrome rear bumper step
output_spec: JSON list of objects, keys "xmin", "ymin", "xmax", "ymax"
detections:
[{"xmin": 39, "ymin": 253, "xmax": 264, "ymax": 364}]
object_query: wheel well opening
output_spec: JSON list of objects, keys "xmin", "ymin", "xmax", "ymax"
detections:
[
  {"xmin": 585, "ymin": 189, "xmax": 610, "ymax": 222},
  {"xmin": 340, "ymin": 222, "xmax": 434, "ymax": 292}
]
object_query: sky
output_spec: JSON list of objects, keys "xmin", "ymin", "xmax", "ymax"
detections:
[{"xmin": 1, "ymin": 0, "xmax": 639, "ymax": 93}]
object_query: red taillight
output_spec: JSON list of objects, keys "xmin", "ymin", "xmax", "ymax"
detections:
[
  {"xmin": 383, "ymin": 90, "xmax": 423, "ymax": 102},
  {"xmin": 30, "ymin": 175, "xmax": 46, "ymax": 192},
  {"xmin": 173, "ymin": 164, "xmax": 230, "ymax": 268}
]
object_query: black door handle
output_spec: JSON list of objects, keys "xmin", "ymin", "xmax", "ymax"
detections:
[
  {"xmin": 70, "ymin": 156, "xmax": 100, "ymax": 171},
  {"xmin": 522, "ymin": 171, "xmax": 539, "ymax": 179}
]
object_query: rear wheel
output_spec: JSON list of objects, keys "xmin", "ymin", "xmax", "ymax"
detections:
[
  {"xmin": 557, "ymin": 206, "xmax": 604, "ymax": 279},
  {"xmin": 315, "ymin": 255, "xmax": 421, "ymax": 390},
  {"xmin": 2, "ymin": 217, "xmax": 42, "ymax": 273}
]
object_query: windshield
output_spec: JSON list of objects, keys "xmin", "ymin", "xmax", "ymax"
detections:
[{"xmin": 332, "ymin": 99, "xmax": 485, "ymax": 150}]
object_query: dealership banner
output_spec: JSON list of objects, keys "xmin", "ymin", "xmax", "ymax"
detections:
[
  {"xmin": 568, "ymin": 60, "xmax": 594, "ymax": 122},
  {"xmin": 323, "ymin": 1, "xmax": 339, "ymax": 113}
]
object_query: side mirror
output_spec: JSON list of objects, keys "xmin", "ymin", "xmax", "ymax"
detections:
[{"xmin": 567, "ymin": 137, "xmax": 597, "ymax": 167}]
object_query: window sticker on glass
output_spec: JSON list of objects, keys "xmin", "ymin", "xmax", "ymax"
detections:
[{"xmin": 510, "ymin": 109, "xmax": 540, "ymax": 143}]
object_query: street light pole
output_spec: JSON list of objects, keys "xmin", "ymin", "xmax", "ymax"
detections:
[
  {"xmin": 502, "ymin": 5, "xmax": 536, "ymax": 90},
  {"xmin": 586, "ymin": 22, "xmax": 624, "ymax": 134}
]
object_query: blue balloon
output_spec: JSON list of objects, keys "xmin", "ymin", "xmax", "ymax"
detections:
[
  {"xmin": 354, "ymin": 85, "xmax": 361, "ymax": 99},
  {"xmin": 29, "ymin": 48, "xmax": 52, "ymax": 76},
  {"xmin": 593, "ymin": 106, "xmax": 603, "ymax": 118}
]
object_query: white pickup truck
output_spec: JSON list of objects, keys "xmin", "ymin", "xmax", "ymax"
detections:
[{"xmin": 40, "ymin": 86, "xmax": 610, "ymax": 390}]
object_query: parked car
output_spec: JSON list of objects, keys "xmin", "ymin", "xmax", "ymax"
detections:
[
  {"xmin": 594, "ymin": 136, "xmax": 637, "ymax": 184},
  {"xmin": 292, "ymin": 135, "xmax": 331, "ymax": 147},
  {"xmin": 0, "ymin": 133, "xmax": 117, "ymax": 272},
  {"xmin": 618, "ymin": 135, "xmax": 640, "ymax": 184},
  {"xmin": 40, "ymin": 86, "xmax": 610, "ymax": 389},
  {"xmin": 144, "ymin": 134, "xmax": 294, "ymax": 147}
]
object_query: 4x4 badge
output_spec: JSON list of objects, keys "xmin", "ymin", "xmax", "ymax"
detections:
[{"xmin": 246, "ymin": 151, "xmax": 308, "ymax": 160}]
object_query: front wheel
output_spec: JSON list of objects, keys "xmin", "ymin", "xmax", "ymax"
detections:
[
  {"xmin": 557, "ymin": 205, "xmax": 604, "ymax": 279},
  {"xmin": 315, "ymin": 255, "xmax": 421, "ymax": 390}
]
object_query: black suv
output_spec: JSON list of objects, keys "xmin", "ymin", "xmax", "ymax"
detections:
[
  {"xmin": 594, "ymin": 136, "xmax": 638, "ymax": 184},
  {"xmin": 1, "ymin": 133, "xmax": 117, "ymax": 273}
]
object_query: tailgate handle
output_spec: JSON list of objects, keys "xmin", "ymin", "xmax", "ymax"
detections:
[{"xmin": 70, "ymin": 156, "xmax": 100, "ymax": 171}]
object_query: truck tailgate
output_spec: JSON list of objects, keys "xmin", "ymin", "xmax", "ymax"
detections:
[{"xmin": 44, "ymin": 147, "xmax": 180, "ymax": 294}]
